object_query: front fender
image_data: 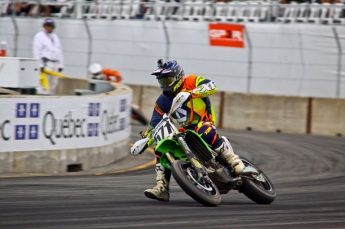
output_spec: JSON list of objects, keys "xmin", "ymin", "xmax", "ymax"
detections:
[{"xmin": 155, "ymin": 138, "xmax": 189, "ymax": 170}]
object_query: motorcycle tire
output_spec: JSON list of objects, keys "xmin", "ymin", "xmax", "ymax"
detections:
[
  {"xmin": 239, "ymin": 157, "xmax": 276, "ymax": 204},
  {"xmin": 172, "ymin": 160, "xmax": 221, "ymax": 207},
  {"xmin": 131, "ymin": 107, "xmax": 148, "ymax": 125}
]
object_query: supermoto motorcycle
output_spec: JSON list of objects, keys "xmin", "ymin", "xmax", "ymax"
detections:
[{"xmin": 131, "ymin": 92, "xmax": 276, "ymax": 207}]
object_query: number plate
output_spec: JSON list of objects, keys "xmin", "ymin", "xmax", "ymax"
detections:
[{"xmin": 152, "ymin": 119, "xmax": 174, "ymax": 143}]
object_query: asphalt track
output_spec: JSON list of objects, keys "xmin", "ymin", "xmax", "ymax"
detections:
[{"xmin": 0, "ymin": 123, "xmax": 344, "ymax": 229}]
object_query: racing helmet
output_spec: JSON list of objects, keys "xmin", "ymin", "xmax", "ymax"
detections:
[
  {"xmin": 43, "ymin": 18, "xmax": 55, "ymax": 28},
  {"xmin": 151, "ymin": 59, "xmax": 185, "ymax": 97},
  {"xmin": 89, "ymin": 63, "xmax": 102, "ymax": 75}
]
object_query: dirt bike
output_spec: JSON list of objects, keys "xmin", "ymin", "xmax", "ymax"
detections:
[{"xmin": 131, "ymin": 92, "xmax": 276, "ymax": 207}]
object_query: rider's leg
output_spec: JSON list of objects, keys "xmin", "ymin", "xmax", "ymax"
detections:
[
  {"xmin": 196, "ymin": 122, "xmax": 245, "ymax": 175},
  {"xmin": 144, "ymin": 151, "xmax": 171, "ymax": 202},
  {"xmin": 213, "ymin": 137, "xmax": 245, "ymax": 175}
]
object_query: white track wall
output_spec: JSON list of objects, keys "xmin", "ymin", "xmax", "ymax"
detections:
[{"xmin": 1, "ymin": 18, "xmax": 345, "ymax": 98}]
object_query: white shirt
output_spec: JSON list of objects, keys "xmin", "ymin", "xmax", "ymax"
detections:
[{"xmin": 33, "ymin": 30, "xmax": 64, "ymax": 68}]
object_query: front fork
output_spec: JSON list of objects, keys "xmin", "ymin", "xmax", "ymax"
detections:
[{"xmin": 166, "ymin": 135, "xmax": 208, "ymax": 179}]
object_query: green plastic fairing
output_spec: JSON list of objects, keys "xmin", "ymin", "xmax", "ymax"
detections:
[{"xmin": 155, "ymin": 138, "xmax": 189, "ymax": 170}]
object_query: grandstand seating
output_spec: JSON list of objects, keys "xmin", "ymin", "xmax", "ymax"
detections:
[
  {"xmin": 333, "ymin": 3, "xmax": 345, "ymax": 24},
  {"xmin": 307, "ymin": 2, "xmax": 322, "ymax": 23},
  {"xmin": 0, "ymin": 0, "xmax": 344, "ymax": 25},
  {"xmin": 214, "ymin": 2, "xmax": 226, "ymax": 22}
]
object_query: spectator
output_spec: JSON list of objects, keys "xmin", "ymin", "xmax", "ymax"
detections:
[
  {"xmin": 33, "ymin": 18, "xmax": 64, "ymax": 94},
  {"xmin": 88, "ymin": 63, "xmax": 123, "ymax": 83},
  {"xmin": 43, "ymin": 0, "xmax": 68, "ymax": 17},
  {"xmin": 26, "ymin": 0, "xmax": 68, "ymax": 17},
  {"xmin": 7, "ymin": 1, "xmax": 33, "ymax": 16},
  {"xmin": 138, "ymin": 0, "xmax": 148, "ymax": 18}
]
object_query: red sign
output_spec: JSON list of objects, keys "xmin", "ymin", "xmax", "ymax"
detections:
[{"xmin": 209, "ymin": 24, "xmax": 245, "ymax": 48}]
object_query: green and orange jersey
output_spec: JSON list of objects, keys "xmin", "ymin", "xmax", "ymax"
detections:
[{"xmin": 145, "ymin": 75, "xmax": 217, "ymax": 137}]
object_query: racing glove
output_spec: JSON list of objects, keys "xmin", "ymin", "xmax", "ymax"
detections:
[{"xmin": 131, "ymin": 138, "xmax": 149, "ymax": 156}]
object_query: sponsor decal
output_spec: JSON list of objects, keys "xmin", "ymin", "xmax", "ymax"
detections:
[
  {"xmin": 16, "ymin": 103, "xmax": 27, "ymax": 118},
  {"xmin": 30, "ymin": 103, "xmax": 40, "ymax": 118},
  {"xmin": 100, "ymin": 110, "xmax": 119, "ymax": 141},
  {"xmin": 15, "ymin": 125, "xmax": 26, "ymax": 140},
  {"xmin": 208, "ymin": 24, "xmax": 245, "ymax": 48},
  {"xmin": 28, "ymin": 125, "xmax": 39, "ymax": 140},
  {"xmin": 88, "ymin": 123, "xmax": 99, "ymax": 137},
  {"xmin": 119, "ymin": 118, "xmax": 126, "ymax": 131},
  {"xmin": 43, "ymin": 111, "xmax": 86, "ymax": 145},
  {"xmin": 120, "ymin": 99, "xmax": 126, "ymax": 112},
  {"xmin": 13, "ymin": 103, "xmax": 41, "ymax": 141},
  {"xmin": 1, "ymin": 99, "xmax": 129, "ymax": 149},
  {"xmin": 0, "ymin": 120, "xmax": 10, "ymax": 141},
  {"xmin": 88, "ymin": 103, "xmax": 100, "ymax": 117}
]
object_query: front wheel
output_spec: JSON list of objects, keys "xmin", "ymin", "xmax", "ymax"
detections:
[
  {"xmin": 239, "ymin": 157, "xmax": 276, "ymax": 204},
  {"xmin": 171, "ymin": 160, "xmax": 221, "ymax": 207}
]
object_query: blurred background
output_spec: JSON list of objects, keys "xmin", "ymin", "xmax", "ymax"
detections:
[{"xmin": 1, "ymin": 0, "xmax": 345, "ymax": 98}]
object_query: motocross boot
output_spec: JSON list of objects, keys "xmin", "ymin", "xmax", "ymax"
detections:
[
  {"xmin": 214, "ymin": 137, "xmax": 245, "ymax": 176},
  {"xmin": 144, "ymin": 163, "xmax": 170, "ymax": 202}
]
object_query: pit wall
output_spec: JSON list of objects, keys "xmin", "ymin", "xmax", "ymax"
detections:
[
  {"xmin": 0, "ymin": 79, "xmax": 132, "ymax": 173},
  {"xmin": 129, "ymin": 84, "xmax": 345, "ymax": 137}
]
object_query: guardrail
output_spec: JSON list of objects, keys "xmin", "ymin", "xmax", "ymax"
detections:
[{"xmin": 129, "ymin": 84, "xmax": 345, "ymax": 137}]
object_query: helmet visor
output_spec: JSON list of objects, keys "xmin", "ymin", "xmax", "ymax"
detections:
[{"xmin": 158, "ymin": 77, "xmax": 175, "ymax": 88}]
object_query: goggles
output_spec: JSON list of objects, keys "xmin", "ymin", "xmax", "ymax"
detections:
[{"xmin": 158, "ymin": 77, "xmax": 175, "ymax": 88}]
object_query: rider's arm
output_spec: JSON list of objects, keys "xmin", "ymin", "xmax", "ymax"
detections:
[
  {"xmin": 182, "ymin": 75, "xmax": 217, "ymax": 99},
  {"xmin": 142, "ymin": 94, "xmax": 169, "ymax": 139},
  {"xmin": 143, "ymin": 104, "xmax": 162, "ymax": 138}
]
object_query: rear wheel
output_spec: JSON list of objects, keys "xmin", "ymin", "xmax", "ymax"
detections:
[
  {"xmin": 239, "ymin": 157, "xmax": 276, "ymax": 204},
  {"xmin": 172, "ymin": 160, "xmax": 221, "ymax": 207}
]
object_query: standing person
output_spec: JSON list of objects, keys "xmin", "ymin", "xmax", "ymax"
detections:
[
  {"xmin": 88, "ymin": 63, "xmax": 122, "ymax": 83},
  {"xmin": 131, "ymin": 59, "xmax": 245, "ymax": 202},
  {"xmin": 33, "ymin": 18, "xmax": 64, "ymax": 94}
]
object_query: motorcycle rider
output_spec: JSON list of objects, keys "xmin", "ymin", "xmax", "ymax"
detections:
[{"xmin": 131, "ymin": 59, "xmax": 245, "ymax": 202}]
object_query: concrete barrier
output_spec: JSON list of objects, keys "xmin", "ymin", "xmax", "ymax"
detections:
[
  {"xmin": 140, "ymin": 85, "xmax": 162, "ymax": 122},
  {"xmin": 0, "ymin": 78, "xmax": 132, "ymax": 173},
  {"xmin": 129, "ymin": 84, "xmax": 344, "ymax": 137},
  {"xmin": 55, "ymin": 78, "xmax": 90, "ymax": 95},
  {"xmin": 128, "ymin": 84, "xmax": 143, "ymax": 106},
  {"xmin": 221, "ymin": 93, "xmax": 309, "ymax": 134},
  {"xmin": 0, "ymin": 138, "xmax": 129, "ymax": 173},
  {"xmin": 311, "ymin": 98, "xmax": 345, "ymax": 137},
  {"xmin": 210, "ymin": 91, "xmax": 222, "ymax": 126}
]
